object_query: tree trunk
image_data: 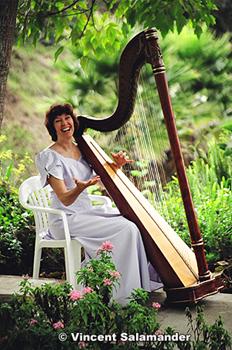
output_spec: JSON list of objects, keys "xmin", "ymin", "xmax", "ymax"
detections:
[{"xmin": 0, "ymin": 0, "xmax": 19, "ymax": 130}]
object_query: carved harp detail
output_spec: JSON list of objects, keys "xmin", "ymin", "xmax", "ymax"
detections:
[{"xmin": 76, "ymin": 28, "xmax": 223, "ymax": 303}]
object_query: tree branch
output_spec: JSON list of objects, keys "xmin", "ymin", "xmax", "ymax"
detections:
[
  {"xmin": 39, "ymin": 0, "xmax": 80, "ymax": 17},
  {"xmin": 18, "ymin": 0, "xmax": 83, "ymax": 18},
  {"xmin": 79, "ymin": 0, "xmax": 96, "ymax": 38}
]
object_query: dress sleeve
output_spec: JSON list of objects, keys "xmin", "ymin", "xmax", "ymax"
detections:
[{"xmin": 35, "ymin": 150, "xmax": 64, "ymax": 187}]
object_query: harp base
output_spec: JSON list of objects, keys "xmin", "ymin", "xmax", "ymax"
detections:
[{"xmin": 164, "ymin": 274, "xmax": 224, "ymax": 304}]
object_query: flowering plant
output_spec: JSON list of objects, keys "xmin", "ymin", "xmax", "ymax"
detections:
[
  {"xmin": 76, "ymin": 241, "xmax": 121, "ymax": 304},
  {"xmin": 0, "ymin": 242, "xmax": 230, "ymax": 350},
  {"xmin": 0, "ymin": 242, "xmax": 161, "ymax": 349}
]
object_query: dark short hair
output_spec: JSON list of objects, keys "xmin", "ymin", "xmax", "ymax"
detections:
[{"xmin": 45, "ymin": 103, "xmax": 79, "ymax": 141}]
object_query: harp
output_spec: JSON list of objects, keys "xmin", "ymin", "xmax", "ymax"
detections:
[{"xmin": 75, "ymin": 28, "xmax": 223, "ymax": 303}]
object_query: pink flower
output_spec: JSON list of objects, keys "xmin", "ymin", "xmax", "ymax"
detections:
[
  {"xmin": 97, "ymin": 241, "xmax": 114, "ymax": 254},
  {"xmin": 103, "ymin": 278, "xmax": 112, "ymax": 286},
  {"xmin": 152, "ymin": 302, "xmax": 161, "ymax": 310},
  {"xmin": 69, "ymin": 290, "xmax": 82, "ymax": 301},
  {"xmin": 29, "ymin": 319, "xmax": 38, "ymax": 326},
  {"xmin": 82, "ymin": 287, "xmax": 93, "ymax": 294},
  {"xmin": 155, "ymin": 329, "xmax": 164, "ymax": 335},
  {"xmin": 53, "ymin": 321, "xmax": 64, "ymax": 330},
  {"xmin": 109, "ymin": 271, "xmax": 121, "ymax": 279},
  {"xmin": 78, "ymin": 341, "xmax": 87, "ymax": 348}
]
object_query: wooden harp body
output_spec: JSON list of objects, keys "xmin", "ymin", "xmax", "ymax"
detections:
[{"xmin": 75, "ymin": 29, "xmax": 223, "ymax": 303}]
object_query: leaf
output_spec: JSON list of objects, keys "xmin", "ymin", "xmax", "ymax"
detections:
[
  {"xmin": 80, "ymin": 56, "xmax": 90, "ymax": 72},
  {"xmin": 54, "ymin": 46, "xmax": 64, "ymax": 62},
  {"xmin": 194, "ymin": 24, "xmax": 203, "ymax": 38},
  {"xmin": 5, "ymin": 161, "xmax": 13, "ymax": 180},
  {"xmin": 55, "ymin": 2, "xmax": 65, "ymax": 11}
]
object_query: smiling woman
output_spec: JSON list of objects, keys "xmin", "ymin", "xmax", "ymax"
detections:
[
  {"xmin": 45, "ymin": 104, "xmax": 79, "ymax": 142},
  {"xmin": 35, "ymin": 103, "xmax": 163, "ymax": 304}
]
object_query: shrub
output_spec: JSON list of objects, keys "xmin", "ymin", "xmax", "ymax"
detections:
[
  {"xmin": 0, "ymin": 243, "xmax": 231, "ymax": 350},
  {"xmin": 0, "ymin": 179, "xmax": 64, "ymax": 275},
  {"xmin": 0, "ymin": 243, "xmax": 161, "ymax": 350},
  {"xmin": 159, "ymin": 135, "xmax": 232, "ymax": 262}
]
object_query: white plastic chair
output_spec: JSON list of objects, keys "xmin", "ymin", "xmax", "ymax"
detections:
[{"xmin": 19, "ymin": 175, "xmax": 112, "ymax": 289}]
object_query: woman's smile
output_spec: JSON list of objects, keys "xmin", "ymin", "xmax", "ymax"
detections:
[
  {"xmin": 61, "ymin": 127, "xmax": 71, "ymax": 132},
  {"xmin": 54, "ymin": 114, "xmax": 74, "ymax": 137}
]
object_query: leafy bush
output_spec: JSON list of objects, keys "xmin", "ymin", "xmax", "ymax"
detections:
[
  {"xmin": 160, "ymin": 135, "xmax": 232, "ymax": 262},
  {"xmin": 0, "ymin": 243, "xmax": 231, "ymax": 350},
  {"xmin": 0, "ymin": 243, "xmax": 160, "ymax": 350},
  {"xmin": 181, "ymin": 306, "xmax": 231, "ymax": 350},
  {"xmin": 0, "ymin": 136, "xmax": 35, "ymax": 274}
]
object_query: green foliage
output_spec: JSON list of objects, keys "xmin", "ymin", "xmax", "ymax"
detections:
[
  {"xmin": 0, "ymin": 245, "xmax": 231, "ymax": 349},
  {"xmin": 62, "ymin": 26, "xmax": 231, "ymax": 164},
  {"xmin": 0, "ymin": 136, "xmax": 35, "ymax": 274},
  {"xmin": 16, "ymin": 0, "xmax": 218, "ymax": 60},
  {"xmin": 164, "ymin": 27, "xmax": 232, "ymax": 128},
  {"xmin": 77, "ymin": 248, "xmax": 119, "ymax": 305},
  {"xmin": 0, "ymin": 135, "xmax": 33, "ymax": 187},
  {"xmin": 120, "ymin": 0, "xmax": 217, "ymax": 36},
  {"xmin": 16, "ymin": 0, "xmax": 131, "ymax": 61},
  {"xmin": 0, "ymin": 246, "xmax": 161, "ymax": 350},
  {"xmin": 160, "ymin": 135, "xmax": 232, "ymax": 262},
  {"xmin": 183, "ymin": 306, "xmax": 231, "ymax": 350}
]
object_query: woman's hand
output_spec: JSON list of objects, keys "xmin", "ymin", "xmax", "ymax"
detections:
[
  {"xmin": 48, "ymin": 175, "xmax": 101, "ymax": 207},
  {"xmin": 111, "ymin": 151, "xmax": 133, "ymax": 169},
  {"xmin": 74, "ymin": 175, "xmax": 101, "ymax": 190}
]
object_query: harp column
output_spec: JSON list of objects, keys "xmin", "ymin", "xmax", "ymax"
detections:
[{"xmin": 144, "ymin": 28, "xmax": 211, "ymax": 282}]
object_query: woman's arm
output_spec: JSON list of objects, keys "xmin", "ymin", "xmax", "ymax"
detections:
[{"xmin": 48, "ymin": 175, "xmax": 100, "ymax": 206}]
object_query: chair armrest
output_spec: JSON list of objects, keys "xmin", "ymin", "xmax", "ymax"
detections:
[
  {"xmin": 89, "ymin": 194, "xmax": 112, "ymax": 208},
  {"xmin": 24, "ymin": 204, "xmax": 65, "ymax": 216},
  {"xmin": 26, "ymin": 205, "xmax": 71, "ymax": 242}
]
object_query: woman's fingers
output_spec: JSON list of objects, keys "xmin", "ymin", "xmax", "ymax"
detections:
[
  {"xmin": 90, "ymin": 175, "xmax": 101, "ymax": 184},
  {"xmin": 74, "ymin": 176, "xmax": 101, "ymax": 188},
  {"xmin": 111, "ymin": 151, "xmax": 134, "ymax": 167},
  {"xmin": 86, "ymin": 175, "xmax": 101, "ymax": 187}
]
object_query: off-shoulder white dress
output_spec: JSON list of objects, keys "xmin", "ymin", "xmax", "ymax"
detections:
[{"xmin": 36, "ymin": 148, "xmax": 162, "ymax": 304}]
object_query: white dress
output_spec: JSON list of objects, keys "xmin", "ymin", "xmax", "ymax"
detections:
[{"xmin": 36, "ymin": 148, "xmax": 163, "ymax": 304}]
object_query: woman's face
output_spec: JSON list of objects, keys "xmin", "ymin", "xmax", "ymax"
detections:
[{"xmin": 53, "ymin": 114, "xmax": 74, "ymax": 140}]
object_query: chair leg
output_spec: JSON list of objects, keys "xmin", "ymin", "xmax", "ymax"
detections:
[
  {"xmin": 64, "ymin": 246, "xmax": 70, "ymax": 281},
  {"xmin": 71, "ymin": 240, "xmax": 82, "ymax": 274},
  {"xmin": 64, "ymin": 241, "xmax": 82, "ymax": 290},
  {"xmin": 64, "ymin": 246, "xmax": 76, "ymax": 289},
  {"xmin": 33, "ymin": 246, "xmax": 42, "ymax": 279}
]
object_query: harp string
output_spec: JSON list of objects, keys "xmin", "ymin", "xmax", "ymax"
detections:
[
  {"xmin": 127, "ymin": 118, "xmax": 144, "ymax": 192},
  {"xmin": 137, "ymin": 80, "xmax": 164, "ymax": 204},
  {"xmin": 106, "ymin": 65, "xmax": 169, "ymax": 215},
  {"xmin": 138, "ymin": 66, "xmax": 193, "ymax": 268},
  {"xmin": 135, "ymin": 94, "xmax": 163, "ymax": 206},
  {"xmin": 130, "ymin": 104, "xmax": 151, "ymax": 195},
  {"xmin": 105, "ymin": 65, "xmax": 194, "ymax": 270},
  {"xmin": 138, "ymin": 68, "xmax": 171, "ymax": 220},
  {"xmin": 125, "ymin": 65, "xmax": 170, "ymax": 217}
]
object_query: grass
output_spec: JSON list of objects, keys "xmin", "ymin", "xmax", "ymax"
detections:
[{"xmin": 3, "ymin": 43, "xmax": 73, "ymax": 162}]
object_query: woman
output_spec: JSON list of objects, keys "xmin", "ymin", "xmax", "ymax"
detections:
[{"xmin": 36, "ymin": 103, "xmax": 162, "ymax": 304}]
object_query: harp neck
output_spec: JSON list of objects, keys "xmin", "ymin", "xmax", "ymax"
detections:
[{"xmin": 75, "ymin": 28, "xmax": 163, "ymax": 136}]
